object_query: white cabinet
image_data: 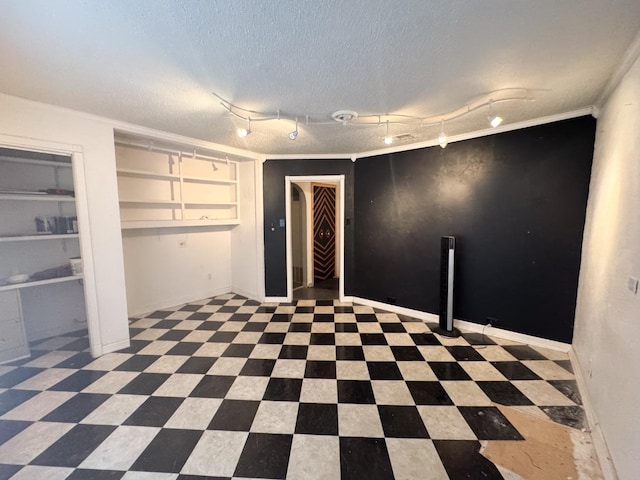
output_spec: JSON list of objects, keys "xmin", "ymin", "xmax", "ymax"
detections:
[
  {"xmin": 115, "ymin": 142, "xmax": 240, "ymax": 229},
  {"xmin": 0, "ymin": 147, "xmax": 86, "ymax": 362}
]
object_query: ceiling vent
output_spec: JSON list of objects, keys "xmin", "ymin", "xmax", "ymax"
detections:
[{"xmin": 332, "ymin": 110, "xmax": 359, "ymax": 123}]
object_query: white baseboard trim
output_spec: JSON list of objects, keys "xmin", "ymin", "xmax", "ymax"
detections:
[
  {"xmin": 264, "ymin": 296, "xmax": 289, "ymax": 303},
  {"xmin": 129, "ymin": 286, "xmax": 233, "ymax": 317},
  {"xmin": 569, "ymin": 348, "xmax": 619, "ymax": 480},
  {"xmin": 231, "ymin": 287, "xmax": 260, "ymax": 302},
  {"xmin": 350, "ymin": 296, "xmax": 571, "ymax": 353},
  {"xmin": 100, "ymin": 338, "xmax": 131, "ymax": 356}
]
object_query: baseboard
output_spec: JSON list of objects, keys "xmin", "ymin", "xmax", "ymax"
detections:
[
  {"xmin": 264, "ymin": 296, "xmax": 289, "ymax": 303},
  {"xmin": 129, "ymin": 286, "xmax": 233, "ymax": 317},
  {"xmin": 100, "ymin": 338, "xmax": 131, "ymax": 357},
  {"xmin": 231, "ymin": 286, "xmax": 260, "ymax": 302},
  {"xmin": 569, "ymin": 348, "xmax": 619, "ymax": 480},
  {"xmin": 350, "ymin": 296, "xmax": 571, "ymax": 353}
]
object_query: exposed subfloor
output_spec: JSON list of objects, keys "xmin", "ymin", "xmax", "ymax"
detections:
[{"xmin": 0, "ymin": 294, "xmax": 601, "ymax": 479}]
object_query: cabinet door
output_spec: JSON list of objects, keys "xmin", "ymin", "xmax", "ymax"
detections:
[{"xmin": 0, "ymin": 290, "xmax": 29, "ymax": 363}]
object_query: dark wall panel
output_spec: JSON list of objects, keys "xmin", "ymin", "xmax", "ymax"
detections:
[
  {"xmin": 353, "ymin": 117, "xmax": 595, "ymax": 343},
  {"xmin": 263, "ymin": 159, "xmax": 354, "ymax": 297}
]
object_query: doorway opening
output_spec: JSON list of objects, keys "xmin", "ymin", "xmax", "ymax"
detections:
[{"xmin": 285, "ymin": 175, "xmax": 345, "ymax": 302}]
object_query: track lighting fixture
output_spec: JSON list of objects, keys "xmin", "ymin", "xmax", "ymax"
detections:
[
  {"xmin": 488, "ymin": 100, "xmax": 503, "ymax": 128},
  {"xmin": 383, "ymin": 120, "xmax": 393, "ymax": 145},
  {"xmin": 213, "ymin": 88, "xmax": 540, "ymax": 145},
  {"xmin": 438, "ymin": 120, "xmax": 448, "ymax": 148},
  {"xmin": 289, "ymin": 118, "xmax": 298, "ymax": 140},
  {"xmin": 237, "ymin": 118, "xmax": 251, "ymax": 137}
]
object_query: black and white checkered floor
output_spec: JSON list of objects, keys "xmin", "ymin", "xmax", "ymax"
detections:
[{"xmin": 0, "ymin": 294, "xmax": 586, "ymax": 479}]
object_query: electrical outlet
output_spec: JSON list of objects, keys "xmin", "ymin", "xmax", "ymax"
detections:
[
  {"xmin": 486, "ymin": 317, "xmax": 500, "ymax": 327},
  {"xmin": 629, "ymin": 277, "xmax": 639, "ymax": 294}
]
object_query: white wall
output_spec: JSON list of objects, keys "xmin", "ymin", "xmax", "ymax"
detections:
[
  {"xmin": 0, "ymin": 93, "xmax": 129, "ymax": 353},
  {"xmin": 231, "ymin": 159, "xmax": 261, "ymax": 299},
  {"xmin": 573, "ymin": 53, "xmax": 640, "ymax": 480},
  {"xmin": 122, "ymin": 228, "xmax": 232, "ymax": 315}
]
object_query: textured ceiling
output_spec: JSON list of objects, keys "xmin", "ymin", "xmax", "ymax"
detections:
[{"xmin": 1, "ymin": 0, "xmax": 639, "ymax": 155}]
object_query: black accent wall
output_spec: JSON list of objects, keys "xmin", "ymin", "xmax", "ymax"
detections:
[
  {"xmin": 353, "ymin": 117, "xmax": 595, "ymax": 343},
  {"xmin": 263, "ymin": 159, "xmax": 355, "ymax": 297}
]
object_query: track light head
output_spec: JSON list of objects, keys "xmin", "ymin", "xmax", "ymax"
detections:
[
  {"xmin": 438, "ymin": 120, "xmax": 448, "ymax": 148},
  {"xmin": 289, "ymin": 118, "xmax": 299, "ymax": 140},
  {"xmin": 383, "ymin": 135, "xmax": 393, "ymax": 145},
  {"xmin": 237, "ymin": 127, "xmax": 250, "ymax": 138}
]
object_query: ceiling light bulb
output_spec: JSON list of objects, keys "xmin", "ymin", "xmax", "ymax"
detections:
[
  {"xmin": 237, "ymin": 127, "xmax": 249, "ymax": 138},
  {"xmin": 438, "ymin": 120, "xmax": 447, "ymax": 148},
  {"xmin": 383, "ymin": 120, "xmax": 393, "ymax": 145},
  {"xmin": 438, "ymin": 131, "xmax": 448, "ymax": 148},
  {"xmin": 489, "ymin": 115, "xmax": 503, "ymax": 128}
]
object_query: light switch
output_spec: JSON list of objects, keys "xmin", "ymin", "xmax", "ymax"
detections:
[{"xmin": 629, "ymin": 277, "xmax": 639, "ymax": 294}]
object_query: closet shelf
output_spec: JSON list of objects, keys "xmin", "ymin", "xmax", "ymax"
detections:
[
  {"xmin": 183, "ymin": 201, "xmax": 238, "ymax": 207},
  {"xmin": 182, "ymin": 175, "xmax": 237, "ymax": 185},
  {"xmin": 0, "ymin": 156, "xmax": 72, "ymax": 168},
  {"xmin": 0, "ymin": 275, "xmax": 83, "ymax": 292},
  {"xmin": 119, "ymin": 199, "xmax": 182, "ymax": 205},
  {"xmin": 121, "ymin": 219, "xmax": 240, "ymax": 229},
  {"xmin": 116, "ymin": 168, "xmax": 179, "ymax": 180},
  {"xmin": 0, "ymin": 194, "xmax": 75, "ymax": 202},
  {"xmin": 0, "ymin": 234, "xmax": 79, "ymax": 243}
]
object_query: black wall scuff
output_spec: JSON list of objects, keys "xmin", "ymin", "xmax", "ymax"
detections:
[{"xmin": 353, "ymin": 117, "xmax": 595, "ymax": 343}]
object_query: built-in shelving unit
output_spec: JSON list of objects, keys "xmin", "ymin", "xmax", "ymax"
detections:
[
  {"xmin": 0, "ymin": 147, "xmax": 86, "ymax": 363},
  {"xmin": 115, "ymin": 139, "xmax": 241, "ymax": 230}
]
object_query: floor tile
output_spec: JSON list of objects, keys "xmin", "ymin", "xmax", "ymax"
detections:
[
  {"xmin": 458, "ymin": 406, "xmax": 524, "ymax": 440},
  {"xmin": 81, "ymin": 394, "xmax": 148, "ymax": 425},
  {"xmin": 446, "ymin": 346, "xmax": 487, "ymax": 361},
  {"xmin": 512, "ymin": 380, "xmax": 577, "ymax": 406},
  {"xmin": 180, "ymin": 430, "xmax": 248, "ymax": 478},
  {"xmin": 238, "ymin": 359, "xmax": 276, "ymax": 377},
  {"xmin": 1, "ymin": 390, "xmax": 75, "ymax": 421},
  {"xmin": 417, "ymin": 405, "xmax": 477, "ymax": 440},
  {"xmin": 130, "ymin": 428, "xmax": 203, "ymax": 473},
  {"xmin": 502, "ymin": 345, "xmax": 547, "ymax": 360},
  {"xmin": 416, "ymin": 346, "xmax": 456, "ymax": 362},
  {"xmin": 522, "ymin": 360, "xmax": 576, "ymax": 380},
  {"xmin": 367, "ymin": 361, "xmax": 403, "ymax": 380},
  {"xmin": 0, "ymin": 421, "xmax": 73, "ymax": 465},
  {"xmin": 377, "ymin": 405, "xmax": 428, "ymax": 438},
  {"xmin": 304, "ymin": 360, "xmax": 336, "ymax": 379},
  {"xmin": 386, "ymin": 438, "xmax": 449, "ymax": 479},
  {"xmin": 339, "ymin": 437, "xmax": 394, "ymax": 480},
  {"xmin": 336, "ymin": 346, "xmax": 365, "ymax": 361},
  {"xmin": 79, "ymin": 425, "xmax": 159, "ymax": 471},
  {"xmin": 459, "ymin": 361, "xmax": 507, "ymax": 381},
  {"xmin": 337, "ymin": 379, "xmax": 376, "ymax": 404},
  {"xmin": 263, "ymin": 378, "xmax": 303, "ymax": 402},
  {"xmin": 441, "ymin": 381, "xmax": 493, "ymax": 406},
  {"xmin": 42, "ymin": 392, "xmax": 110, "ymax": 423},
  {"xmin": 152, "ymin": 373, "xmax": 203, "ymax": 397},
  {"xmin": 362, "ymin": 346, "xmax": 395, "ymax": 361},
  {"xmin": 477, "ymin": 381, "xmax": 535, "ymax": 405},
  {"xmin": 429, "ymin": 362, "xmax": 472, "ymax": 380},
  {"xmin": 144, "ymin": 355, "xmax": 189, "ymax": 373},
  {"xmin": 8, "ymin": 465, "xmax": 73, "ymax": 480},
  {"xmin": 233, "ymin": 432, "xmax": 293, "ymax": 479},
  {"xmin": 208, "ymin": 399, "xmax": 260, "ymax": 431},
  {"xmin": 406, "ymin": 381, "xmax": 453, "ymax": 405},
  {"xmin": 371, "ymin": 380, "xmax": 415, "ymax": 405},
  {"xmin": 189, "ymin": 375, "xmax": 235, "ymax": 398},
  {"xmin": 251, "ymin": 400, "xmax": 299, "ymax": 434},
  {"xmin": 477, "ymin": 346, "xmax": 518, "ymax": 362},
  {"xmin": 0, "ymin": 367, "xmax": 43, "ymax": 388},
  {"xmin": 336, "ymin": 360, "xmax": 370, "ymax": 380},
  {"xmin": 338, "ymin": 404, "xmax": 384, "ymax": 437},
  {"xmin": 175, "ymin": 357, "xmax": 217, "ymax": 374},
  {"xmin": 548, "ymin": 379, "xmax": 582, "ymax": 404},
  {"xmin": 164, "ymin": 397, "xmax": 222, "ymax": 430},
  {"xmin": 0, "ymin": 419, "xmax": 31, "ymax": 447},
  {"xmin": 225, "ymin": 376, "xmax": 269, "ymax": 400},
  {"xmin": 48, "ymin": 369, "xmax": 107, "ymax": 391},
  {"xmin": 31, "ymin": 424, "xmax": 116, "ymax": 467},
  {"xmin": 123, "ymin": 396, "xmax": 184, "ymax": 427},
  {"xmin": 434, "ymin": 440, "xmax": 504, "ymax": 479},
  {"xmin": 271, "ymin": 359, "xmax": 306, "ymax": 378},
  {"xmin": 295, "ymin": 403, "xmax": 338, "ymax": 435},
  {"xmin": 299, "ymin": 378, "xmax": 338, "ymax": 403},
  {"xmin": 118, "ymin": 373, "xmax": 170, "ymax": 395},
  {"xmin": 541, "ymin": 405, "xmax": 587, "ymax": 429},
  {"xmin": 207, "ymin": 357, "xmax": 247, "ymax": 376},
  {"xmin": 114, "ymin": 355, "xmax": 161, "ymax": 372},
  {"xmin": 491, "ymin": 361, "xmax": 541, "ymax": 380},
  {"xmin": 286, "ymin": 434, "xmax": 340, "ymax": 480},
  {"xmin": 14, "ymin": 368, "xmax": 75, "ymax": 390},
  {"xmin": 278, "ymin": 345, "xmax": 308, "ymax": 359}
]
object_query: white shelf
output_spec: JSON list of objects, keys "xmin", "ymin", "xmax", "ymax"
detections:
[
  {"xmin": 0, "ymin": 194, "xmax": 75, "ymax": 202},
  {"xmin": 119, "ymin": 199, "xmax": 182, "ymax": 205},
  {"xmin": 121, "ymin": 219, "xmax": 240, "ymax": 230},
  {"xmin": 0, "ymin": 234, "xmax": 79, "ymax": 243},
  {"xmin": 183, "ymin": 201, "xmax": 238, "ymax": 207},
  {"xmin": 116, "ymin": 168, "xmax": 179, "ymax": 180},
  {"xmin": 182, "ymin": 175, "xmax": 237, "ymax": 185},
  {"xmin": 0, "ymin": 275, "xmax": 83, "ymax": 292},
  {"xmin": 0, "ymin": 156, "xmax": 72, "ymax": 168}
]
